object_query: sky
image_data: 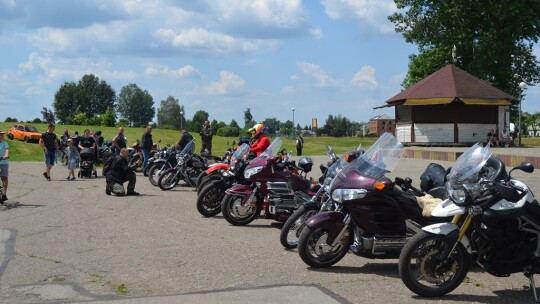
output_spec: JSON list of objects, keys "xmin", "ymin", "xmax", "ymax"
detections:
[{"xmin": 1, "ymin": 0, "xmax": 538, "ymax": 129}]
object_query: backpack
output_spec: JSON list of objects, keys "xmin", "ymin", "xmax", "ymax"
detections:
[{"xmin": 102, "ymin": 155, "xmax": 115, "ymax": 177}]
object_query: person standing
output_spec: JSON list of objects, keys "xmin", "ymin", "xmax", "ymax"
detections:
[
  {"xmin": 112, "ymin": 127, "xmax": 127, "ymax": 156},
  {"xmin": 141, "ymin": 125, "xmax": 153, "ymax": 171},
  {"xmin": 0, "ymin": 130, "xmax": 9, "ymax": 202},
  {"xmin": 105, "ymin": 148, "xmax": 142, "ymax": 196},
  {"xmin": 39, "ymin": 124, "xmax": 59, "ymax": 181},
  {"xmin": 296, "ymin": 133, "xmax": 304, "ymax": 156},
  {"xmin": 199, "ymin": 120, "xmax": 213, "ymax": 155},
  {"xmin": 65, "ymin": 139, "xmax": 79, "ymax": 180},
  {"xmin": 176, "ymin": 129, "xmax": 193, "ymax": 151}
]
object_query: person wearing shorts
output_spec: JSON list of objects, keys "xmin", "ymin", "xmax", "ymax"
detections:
[
  {"xmin": 39, "ymin": 124, "xmax": 59, "ymax": 181},
  {"xmin": 0, "ymin": 130, "xmax": 9, "ymax": 201}
]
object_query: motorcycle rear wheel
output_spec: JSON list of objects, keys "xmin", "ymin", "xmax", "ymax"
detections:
[
  {"xmin": 298, "ymin": 225, "xmax": 351, "ymax": 268},
  {"xmin": 398, "ymin": 231, "xmax": 471, "ymax": 297},
  {"xmin": 158, "ymin": 171, "xmax": 179, "ymax": 190},
  {"xmin": 280, "ymin": 206, "xmax": 318, "ymax": 249},
  {"xmin": 221, "ymin": 193, "xmax": 259, "ymax": 226},
  {"xmin": 196, "ymin": 183, "xmax": 225, "ymax": 217}
]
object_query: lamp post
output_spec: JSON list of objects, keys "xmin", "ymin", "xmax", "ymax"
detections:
[
  {"xmin": 180, "ymin": 110, "xmax": 184, "ymax": 130},
  {"xmin": 292, "ymin": 107, "xmax": 295, "ymax": 137},
  {"xmin": 518, "ymin": 81, "xmax": 527, "ymax": 146}
]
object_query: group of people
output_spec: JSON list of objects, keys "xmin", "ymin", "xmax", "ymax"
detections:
[{"xmin": 0, "ymin": 120, "xmax": 304, "ymax": 201}]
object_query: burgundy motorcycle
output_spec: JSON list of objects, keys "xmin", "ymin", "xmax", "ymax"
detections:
[
  {"xmin": 297, "ymin": 133, "xmax": 448, "ymax": 268},
  {"xmin": 221, "ymin": 137, "xmax": 316, "ymax": 226}
]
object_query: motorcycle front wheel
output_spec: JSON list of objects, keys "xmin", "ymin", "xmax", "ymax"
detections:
[
  {"xmin": 221, "ymin": 193, "xmax": 259, "ymax": 226},
  {"xmin": 196, "ymin": 183, "xmax": 225, "ymax": 217},
  {"xmin": 158, "ymin": 170, "xmax": 179, "ymax": 190},
  {"xmin": 398, "ymin": 231, "xmax": 471, "ymax": 297},
  {"xmin": 280, "ymin": 205, "xmax": 318, "ymax": 249},
  {"xmin": 148, "ymin": 163, "xmax": 169, "ymax": 186},
  {"xmin": 197, "ymin": 173, "xmax": 222, "ymax": 194},
  {"xmin": 298, "ymin": 225, "xmax": 351, "ymax": 268}
]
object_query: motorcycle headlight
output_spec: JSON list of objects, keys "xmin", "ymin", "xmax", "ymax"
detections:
[
  {"xmin": 244, "ymin": 166, "xmax": 263, "ymax": 179},
  {"xmin": 331, "ymin": 188, "xmax": 367, "ymax": 203}
]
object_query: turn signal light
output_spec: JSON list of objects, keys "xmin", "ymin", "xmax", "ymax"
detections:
[{"xmin": 374, "ymin": 181, "xmax": 386, "ymax": 191}]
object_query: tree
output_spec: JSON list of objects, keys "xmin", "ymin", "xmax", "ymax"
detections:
[
  {"xmin": 261, "ymin": 117, "xmax": 281, "ymax": 135},
  {"xmin": 157, "ymin": 96, "xmax": 182, "ymax": 129},
  {"xmin": 191, "ymin": 110, "xmax": 209, "ymax": 133},
  {"xmin": 101, "ymin": 106, "xmax": 116, "ymax": 127},
  {"xmin": 229, "ymin": 119, "xmax": 239, "ymax": 128},
  {"xmin": 388, "ymin": 0, "xmax": 540, "ymax": 118},
  {"xmin": 40, "ymin": 107, "xmax": 55, "ymax": 124},
  {"xmin": 244, "ymin": 108, "xmax": 256, "ymax": 130},
  {"xmin": 117, "ymin": 83, "xmax": 155, "ymax": 127},
  {"xmin": 53, "ymin": 74, "xmax": 116, "ymax": 123}
]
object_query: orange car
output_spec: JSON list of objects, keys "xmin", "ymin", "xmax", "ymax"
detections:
[{"xmin": 7, "ymin": 124, "xmax": 42, "ymax": 143}]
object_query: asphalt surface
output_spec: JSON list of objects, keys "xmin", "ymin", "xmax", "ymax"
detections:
[{"xmin": 1, "ymin": 148, "xmax": 540, "ymax": 304}]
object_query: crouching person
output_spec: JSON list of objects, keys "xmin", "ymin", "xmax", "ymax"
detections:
[{"xmin": 105, "ymin": 148, "xmax": 142, "ymax": 196}]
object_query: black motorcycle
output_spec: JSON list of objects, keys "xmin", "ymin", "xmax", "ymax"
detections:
[{"xmin": 158, "ymin": 140, "xmax": 207, "ymax": 190}]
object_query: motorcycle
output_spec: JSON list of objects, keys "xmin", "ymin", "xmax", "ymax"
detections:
[
  {"xmin": 297, "ymin": 133, "xmax": 453, "ymax": 268},
  {"xmin": 196, "ymin": 143, "xmax": 251, "ymax": 217},
  {"xmin": 220, "ymin": 137, "xmax": 316, "ymax": 226},
  {"xmin": 398, "ymin": 143, "xmax": 539, "ymax": 301},
  {"xmin": 195, "ymin": 149, "xmax": 235, "ymax": 194},
  {"xmin": 158, "ymin": 140, "xmax": 208, "ymax": 190},
  {"xmin": 147, "ymin": 147, "xmax": 180, "ymax": 186},
  {"xmin": 280, "ymin": 145, "xmax": 364, "ymax": 249}
]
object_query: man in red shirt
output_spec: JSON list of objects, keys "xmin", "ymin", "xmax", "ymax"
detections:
[{"xmin": 248, "ymin": 124, "xmax": 270, "ymax": 156}]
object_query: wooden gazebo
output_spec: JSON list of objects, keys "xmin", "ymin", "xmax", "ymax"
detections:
[{"xmin": 382, "ymin": 64, "xmax": 518, "ymax": 145}]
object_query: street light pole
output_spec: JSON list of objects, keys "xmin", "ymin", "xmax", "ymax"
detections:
[
  {"xmin": 292, "ymin": 107, "xmax": 295, "ymax": 137},
  {"xmin": 180, "ymin": 110, "xmax": 184, "ymax": 130},
  {"xmin": 518, "ymin": 81, "xmax": 527, "ymax": 147}
]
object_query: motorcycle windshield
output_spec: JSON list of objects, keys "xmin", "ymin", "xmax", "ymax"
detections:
[
  {"xmin": 347, "ymin": 133, "xmax": 404, "ymax": 179},
  {"xmin": 231, "ymin": 143, "xmax": 250, "ymax": 163},
  {"xmin": 447, "ymin": 143, "xmax": 491, "ymax": 187},
  {"xmin": 180, "ymin": 140, "xmax": 195, "ymax": 155},
  {"xmin": 257, "ymin": 137, "xmax": 283, "ymax": 160}
]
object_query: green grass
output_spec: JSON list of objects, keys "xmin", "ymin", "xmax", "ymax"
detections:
[{"xmin": 1, "ymin": 121, "xmax": 538, "ymax": 162}]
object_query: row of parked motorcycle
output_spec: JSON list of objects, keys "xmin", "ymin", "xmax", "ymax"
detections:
[{"xmin": 140, "ymin": 132, "xmax": 540, "ymax": 302}]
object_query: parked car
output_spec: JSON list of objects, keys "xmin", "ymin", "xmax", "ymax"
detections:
[{"xmin": 7, "ymin": 124, "xmax": 42, "ymax": 143}]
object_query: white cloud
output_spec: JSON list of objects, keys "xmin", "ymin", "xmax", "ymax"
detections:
[
  {"xmin": 321, "ymin": 0, "xmax": 397, "ymax": 33},
  {"xmin": 154, "ymin": 27, "xmax": 278, "ymax": 55},
  {"xmin": 351, "ymin": 65, "xmax": 377, "ymax": 89},
  {"xmin": 215, "ymin": 0, "xmax": 307, "ymax": 29},
  {"xmin": 309, "ymin": 27, "xmax": 324, "ymax": 40},
  {"xmin": 297, "ymin": 61, "xmax": 339, "ymax": 88},
  {"xmin": 144, "ymin": 64, "xmax": 200, "ymax": 78},
  {"xmin": 205, "ymin": 71, "xmax": 245, "ymax": 95}
]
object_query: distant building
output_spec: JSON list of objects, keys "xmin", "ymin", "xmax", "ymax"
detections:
[
  {"xmin": 528, "ymin": 125, "xmax": 540, "ymax": 137},
  {"xmin": 369, "ymin": 114, "xmax": 395, "ymax": 136}
]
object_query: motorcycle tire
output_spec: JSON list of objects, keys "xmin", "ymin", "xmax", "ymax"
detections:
[
  {"xmin": 280, "ymin": 205, "xmax": 318, "ymax": 249},
  {"xmin": 143, "ymin": 162, "xmax": 154, "ymax": 177},
  {"xmin": 196, "ymin": 183, "xmax": 226, "ymax": 217},
  {"xmin": 195, "ymin": 171, "xmax": 208, "ymax": 190},
  {"xmin": 398, "ymin": 231, "xmax": 471, "ymax": 297},
  {"xmin": 148, "ymin": 163, "xmax": 169, "ymax": 187},
  {"xmin": 298, "ymin": 225, "xmax": 352, "ymax": 268},
  {"xmin": 221, "ymin": 193, "xmax": 260, "ymax": 226},
  {"xmin": 197, "ymin": 173, "xmax": 222, "ymax": 194},
  {"xmin": 158, "ymin": 170, "xmax": 179, "ymax": 191}
]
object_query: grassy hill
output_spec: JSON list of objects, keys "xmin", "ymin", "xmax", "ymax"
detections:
[{"xmin": 0, "ymin": 122, "xmax": 378, "ymax": 162}]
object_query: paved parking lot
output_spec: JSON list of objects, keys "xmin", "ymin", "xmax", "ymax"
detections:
[{"xmin": 1, "ymin": 152, "xmax": 540, "ymax": 303}]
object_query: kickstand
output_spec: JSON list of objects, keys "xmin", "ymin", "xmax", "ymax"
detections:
[{"xmin": 526, "ymin": 272, "xmax": 540, "ymax": 304}]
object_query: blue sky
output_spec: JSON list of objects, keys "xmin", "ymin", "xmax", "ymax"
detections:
[{"xmin": 1, "ymin": 0, "xmax": 538, "ymax": 128}]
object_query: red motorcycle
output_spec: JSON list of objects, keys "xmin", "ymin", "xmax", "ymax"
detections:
[{"xmin": 221, "ymin": 137, "xmax": 317, "ymax": 226}]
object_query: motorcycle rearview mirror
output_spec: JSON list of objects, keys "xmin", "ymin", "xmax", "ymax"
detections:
[{"xmin": 510, "ymin": 162, "xmax": 534, "ymax": 175}]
